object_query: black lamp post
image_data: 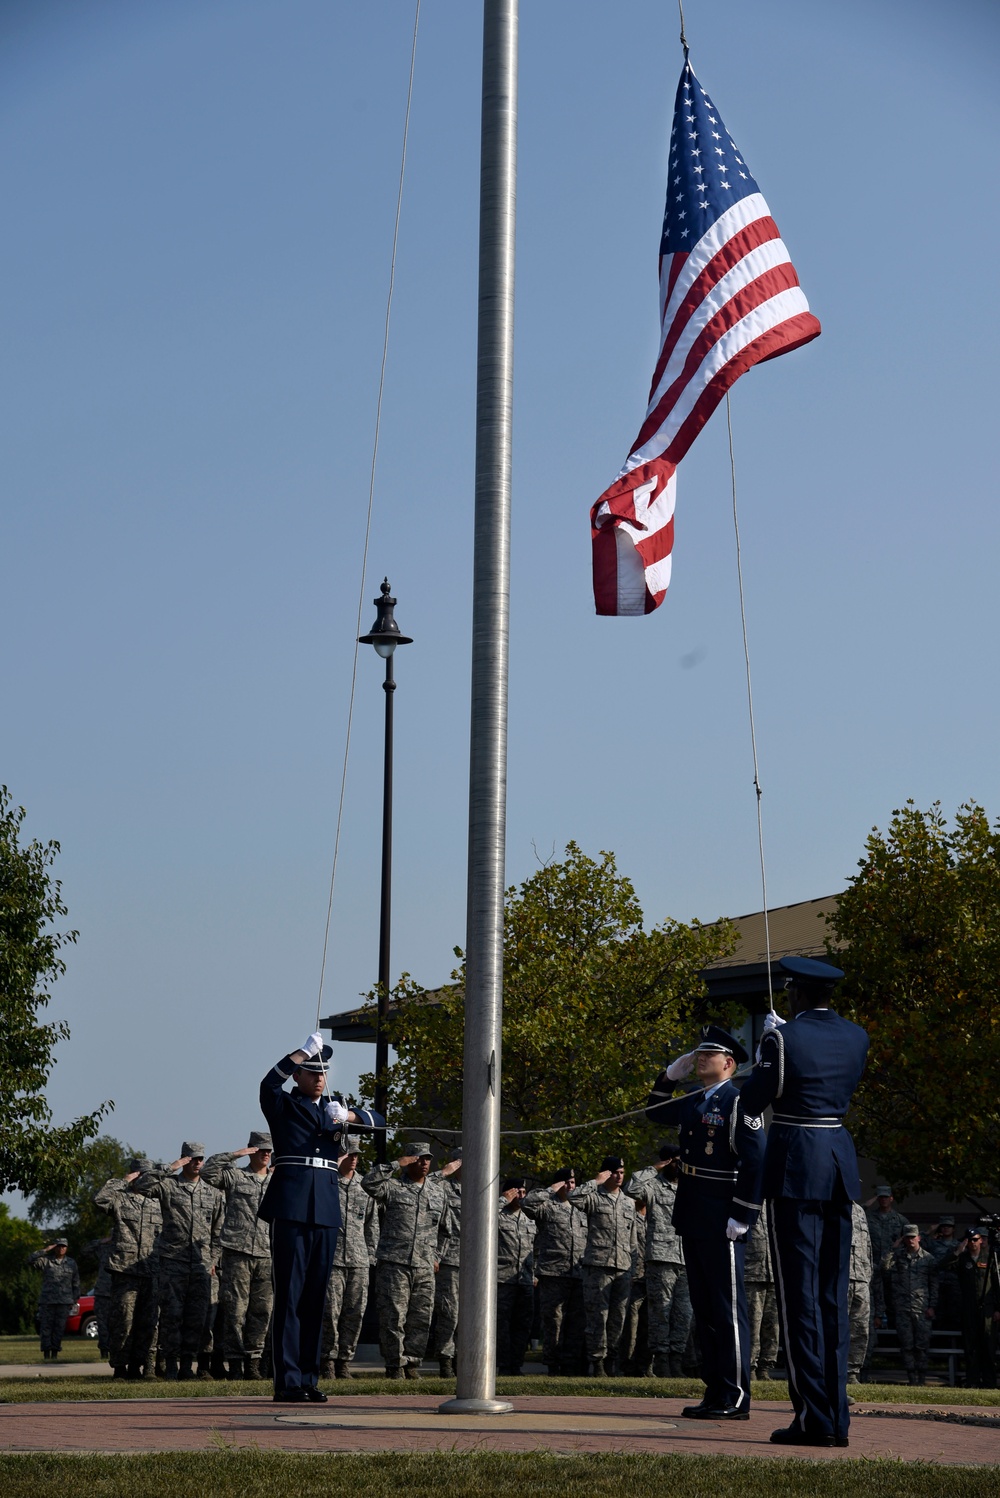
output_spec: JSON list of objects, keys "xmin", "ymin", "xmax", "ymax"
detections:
[{"xmin": 358, "ymin": 578, "xmax": 412, "ymax": 1161}]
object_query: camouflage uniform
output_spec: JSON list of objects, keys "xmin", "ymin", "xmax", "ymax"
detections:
[
  {"xmin": 428, "ymin": 1178, "xmax": 461, "ymax": 1370},
  {"xmin": 201, "ymin": 1153, "xmax": 273, "ymax": 1374},
  {"xmin": 496, "ymin": 1200, "xmax": 536, "ymax": 1374},
  {"xmin": 362, "ymin": 1161, "xmax": 449, "ymax": 1372},
  {"xmin": 620, "ymin": 1213, "xmax": 649, "ymax": 1374},
  {"xmin": 28, "ymin": 1249, "xmax": 80, "ymax": 1356},
  {"xmin": 93, "ymin": 1177, "xmax": 162, "ymax": 1374},
  {"xmin": 522, "ymin": 1187, "xmax": 587, "ymax": 1375},
  {"xmin": 320, "ymin": 1168, "xmax": 379, "ymax": 1373},
  {"xmin": 83, "ymin": 1238, "xmax": 113, "ymax": 1358},
  {"xmin": 624, "ymin": 1166, "xmax": 690, "ymax": 1375},
  {"xmin": 883, "ymin": 1242, "xmax": 938, "ymax": 1380},
  {"xmin": 742, "ymin": 1201, "xmax": 779, "ymax": 1379},
  {"xmin": 132, "ymin": 1167, "xmax": 224, "ymax": 1370},
  {"xmin": 569, "ymin": 1179, "xmax": 636, "ymax": 1371},
  {"xmin": 848, "ymin": 1202, "xmax": 873, "ymax": 1382},
  {"xmin": 866, "ymin": 1203, "xmax": 905, "ymax": 1322}
]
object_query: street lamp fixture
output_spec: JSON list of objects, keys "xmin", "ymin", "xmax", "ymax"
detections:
[{"xmin": 358, "ymin": 578, "xmax": 412, "ymax": 1160}]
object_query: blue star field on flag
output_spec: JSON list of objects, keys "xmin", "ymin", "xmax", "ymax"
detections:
[{"xmin": 661, "ymin": 62, "xmax": 761, "ymax": 254}]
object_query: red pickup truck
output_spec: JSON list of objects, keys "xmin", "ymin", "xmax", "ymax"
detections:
[{"xmin": 65, "ymin": 1292, "xmax": 98, "ymax": 1339}]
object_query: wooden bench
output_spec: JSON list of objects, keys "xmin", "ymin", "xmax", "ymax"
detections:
[{"xmin": 873, "ymin": 1326, "xmax": 965, "ymax": 1386}]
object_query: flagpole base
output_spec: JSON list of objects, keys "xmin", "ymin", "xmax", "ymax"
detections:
[{"xmin": 437, "ymin": 1397, "xmax": 514, "ymax": 1415}]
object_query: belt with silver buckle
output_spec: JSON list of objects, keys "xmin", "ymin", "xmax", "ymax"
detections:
[{"xmin": 272, "ymin": 1155, "xmax": 339, "ymax": 1170}]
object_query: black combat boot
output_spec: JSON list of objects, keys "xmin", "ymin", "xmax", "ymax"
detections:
[
  {"xmin": 163, "ymin": 1358, "xmax": 179, "ymax": 1381},
  {"xmin": 177, "ymin": 1359, "xmax": 194, "ymax": 1381},
  {"xmin": 112, "ymin": 1365, "xmax": 129, "ymax": 1380}
]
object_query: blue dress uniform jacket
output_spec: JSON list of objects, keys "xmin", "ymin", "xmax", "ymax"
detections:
[
  {"xmin": 259, "ymin": 1056, "xmax": 347, "ymax": 1229},
  {"xmin": 739, "ymin": 1010, "xmax": 870, "ymax": 1202},
  {"xmin": 646, "ymin": 1076, "xmax": 765, "ymax": 1412},
  {"xmin": 739, "ymin": 1010, "xmax": 869, "ymax": 1444}
]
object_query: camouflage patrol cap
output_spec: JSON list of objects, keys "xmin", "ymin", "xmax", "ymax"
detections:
[
  {"xmin": 403, "ymin": 1141, "xmax": 432, "ymax": 1158},
  {"xmin": 181, "ymin": 1141, "xmax": 205, "ymax": 1159},
  {"xmin": 875, "ymin": 1185, "xmax": 893, "ymax": 1197},
  {"xmin": 342, "ymin": 1135, "xmax": 363, "ymax": 1154},
  {"xmin": 938, "ymin": 1215, "xmax": 955, "ymax": 1226},
  {"xmin": 128, "ymin": 1157, "xmax": 153, "ymax": 1173},
  {"xmin": 247, "ymin": 1131, "xmax": 272, "ymax": 1152},
  {"xmin": 53, "ymin": 1237, "xmax": 69, "ymax": 1248},
  {"xmin": 902, "ymin": 1224, "xmax": 920, "ymax": 1237}
]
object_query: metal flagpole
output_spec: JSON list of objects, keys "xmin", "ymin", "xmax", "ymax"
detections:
[{"xmin": 439, "ymin": 0, "xmax": 517, "ymax": 1417}]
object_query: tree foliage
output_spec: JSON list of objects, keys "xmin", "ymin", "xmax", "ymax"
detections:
[
  {"xmin": 0, "ymin": 787, "xmax": 111, "ymax": 1196},
  {"xmin": 829, "ymin": 800, "xmax": 1000, "ymax": 1197},
  {"xmin": 0, "ymin": 1202, "xmax": 46, "ymax": 1333},
  {"xmin": 361, "ymin": 843, "xmax": 737, "ymax": 1179}
]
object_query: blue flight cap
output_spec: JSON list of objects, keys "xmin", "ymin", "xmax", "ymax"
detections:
[
  {"xmin": 694, "ymin": 1024, "xmax": 749, "ymax": 1066},
  {"xmin": 295, "ymin": 1045, "xmax": 334, "ymax": 1072},
  {"xmin": 779, "ymin": 955, "xmax": 845, "ymax": 984}
]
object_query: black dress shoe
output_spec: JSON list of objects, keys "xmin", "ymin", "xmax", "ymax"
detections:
[
  {"xmin": 273, "ymin": 1388, "xmax": 309, "ymax": 1403},
  {"xmin": 303, "ymin": 1387, "xmax": 329, "ymax": 1403},
  {"xmin": 770, "ymin": 1424, "xmax": 846, "ymax": 1448},
  {"xmin": 681, "ymin": 1403, "xmax": 749, "ymax": 1420}
]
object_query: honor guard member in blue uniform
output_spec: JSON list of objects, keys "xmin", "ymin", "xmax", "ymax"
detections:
[
  {"xmin": 259, "ymin": 1031, "xmax": 383, "ymax": 1403},
  {"xmin": 646, "ymin": 1025, "xmax": 765, "ymax": 1420},
  {"xmin": 740, "ymin": 956, "xmax": 869, "ymax": 1448}
]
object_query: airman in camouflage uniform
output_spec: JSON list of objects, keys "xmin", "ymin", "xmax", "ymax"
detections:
[
  {"xmin": 202, "ymin": 1131, "xmax": 274, "ymax": 1379},
  {"xmin": 883, "ymin": 1223, "xmax": 938, "ymax": 1384},
  {"xmin": 94, "ymin": 1158, "xmax": 162, "ymax": 1378},
  {"xmin": 133, "ymin": 1141, "xmax": 224, "ymax": 1379},
  {"xmin": 625, "ymin": 1145, "xmax": 691, "ymax": 1376},
  {"xmin": 362, "ymin": 1141, "xmax": 455, "ymax": 1379},
  {"xmin": 27, "ymin": 1240, "xmax": 80, "ymax": 1359},
  {"xmin": 523, "ymin": 1168, "xmax": 587, "ymax": 1376},
  {"xmin": 569, "ymin": 1155, "xmax": 637, "ymax": 1377},
  {"xmin": 620, "ymin": 1205, "xmax": 650, "ymax": 1375},
  {"xmin": 848, "ymin": 1201, "xmax": 873, "ymax": 1384},
  {"xmin": 320, "ymin": 1135, "xmax": 379, "ymax": 1378},
  {"xmin": 83, "ymin": 1236, "xmax": 113, "ymax": 1359},
  {"xmin": 429, "ymin": 1149, "xmax": 462, "ymax": 1377},
  {"xmin": 743, "ymin": 1202, "xmax": 779, "ymax": 1380},
  {"xmin": 866, "ymin": 1186, "xmax": 906, "ymax": 1326},
  {"xmin": 497, "ymin": 1179, "xmax": 536, "ymax": 1375}
]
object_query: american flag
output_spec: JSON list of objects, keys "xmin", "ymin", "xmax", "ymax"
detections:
[{"xmin": 591, "ymin": 61, "xmax": 820, "ymax": 616}]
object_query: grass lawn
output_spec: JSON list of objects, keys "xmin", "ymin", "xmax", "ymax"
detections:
[
  {"xmin": 0, "ymin": 1335, "xmax": 102, "ymax": 1365},
  {"xmin": 0, "ymin": 1452, "xmax": 995, "ymax": 1498},
  {"xmin": 0, "ymin": 1372, "xmax": 997, "ymax": 1404}
]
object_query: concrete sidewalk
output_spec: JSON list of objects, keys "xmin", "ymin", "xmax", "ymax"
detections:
[{"xmin": 0, "ymin": 1393, "xmax": 997, "ymax": 1464}]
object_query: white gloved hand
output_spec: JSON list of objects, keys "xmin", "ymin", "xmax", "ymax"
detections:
[
  {"xmin": 763, "ymin": 1011, "xmax": 786, "ymax": 1033},
  {"xmin": 726, "ymin": 1218, "xmax": 749, "ymax": 1241},
  {"xmin": 299, "ymin": 1031, "xmax": 324, "ymax": 1058},
  {"xmin": 665, "ymin": 1051, "xmax": 697, "ymax": 1081},
  {"xmin": 324, "ymin": 1099, "xmax": 349, "ymax": 1127}
]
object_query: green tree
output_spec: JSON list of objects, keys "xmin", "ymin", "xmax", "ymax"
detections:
[
  {"xmin": 0, "ymin": 787, "xmax": 110, "ymax": 1197},
  {"xmin": 362, "ymin": 842, "xmax": 737, "ymax": 1178},
  {"xmin": 0, "ymin": 1202, "xmax": 46, "ymax": 1333},
  {"xmin": 829, "ymin": 800, "xmax": 1000, "ymax": 1197}
]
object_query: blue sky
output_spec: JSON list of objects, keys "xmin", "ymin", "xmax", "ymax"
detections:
[{"xmin": 2, "ymin": 0, "xmax": 998, "ymax": 1174}]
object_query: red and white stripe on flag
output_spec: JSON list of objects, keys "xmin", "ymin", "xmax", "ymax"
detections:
[{"xmin": 591, "ymin": 63, "xmax": 820, "ymax": 617}]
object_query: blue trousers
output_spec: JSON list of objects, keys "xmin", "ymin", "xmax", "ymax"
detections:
[
  {"xmin": 769, "ymin": 1197, "xmax": 851, "ymax": 1438},
  {"xmin": 269, "ymin": 1219, "xmax": 337, "ymax": 1393},
  {"xmin": 681, "ymin": 1234, "xmax": 751, "ymax": 1411}
]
